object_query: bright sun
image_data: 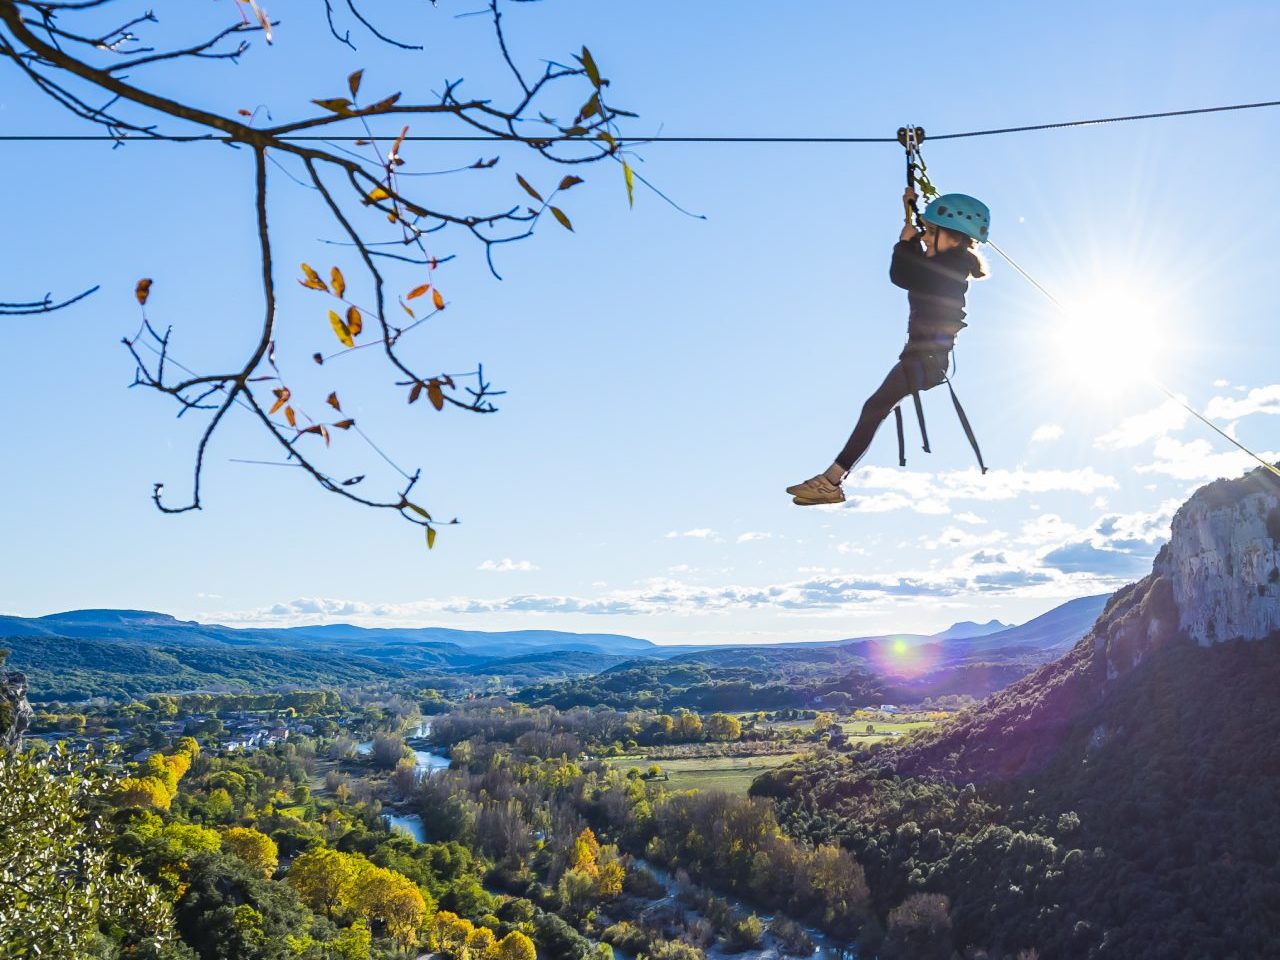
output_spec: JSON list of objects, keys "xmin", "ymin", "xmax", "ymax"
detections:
[{"xmin": 1051, "ymin": 281, "xmax": 1171, "ymax": 394}]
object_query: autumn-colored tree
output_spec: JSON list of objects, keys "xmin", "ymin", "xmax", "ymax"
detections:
[
  {"xmin": 114, "ymin": 775, "xmax": 173, "ymax": 810},
  {"xmin": 0, "ymin": 0, "xmax": 644, "ymax": 540},
  {"xmin": 222, "ymin": 826, "xmax": 279, "ymax": 879},
  {"xmin": 431, "ymin": 910, "xmax": 476, "ymax": 959},
  {"xmin": 492, "ymin": 930, "xmax": 537, "ymax": 960},
  {"xmin": 351, "ymin": 861, "xmax": 431, "ymax": 951},
  {"xmin": 570, "ymin": 827, "xmax": 601, "ymax": 876},
  {"xmin": 287, "ymin": 847, "xmax": 356, "ymax": 919},
  {"xmin": 812, "ymin": 712, "xmax": 836, "ymax": 733},
  {"xmin": 705, "ymin": 713, "xmax": 742, "ymax": 742}
]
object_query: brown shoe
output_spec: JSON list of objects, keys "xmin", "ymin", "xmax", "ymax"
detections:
[{"xmin": 785, "ymin": 475, "xmax": 845, "ymax": 505}]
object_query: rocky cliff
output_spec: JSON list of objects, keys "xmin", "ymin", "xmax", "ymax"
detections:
[
  {"xmin": 889, "ymin": 465, "xmax": 1280, "ymax": 782},
  {"xmin": 0, "ymin": 669, "xmax": 32, "ymax": 750}
]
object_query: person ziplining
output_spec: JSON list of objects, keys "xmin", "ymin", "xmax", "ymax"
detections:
[{"xmin": 787, "ymin": 131, "xmax": 992, "ymax": 506}]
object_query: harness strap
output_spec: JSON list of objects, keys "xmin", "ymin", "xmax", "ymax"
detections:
[
  {"xmin": 946, "ymin": 378, "xmax": 988, "ymax": 474},
  {"xmin": 894, "ymin": 405, "xmax": 906, "ymax": 467},
  {"xmin": 911, "ymin": 390, "xmax": 931, "ymax": 453}
]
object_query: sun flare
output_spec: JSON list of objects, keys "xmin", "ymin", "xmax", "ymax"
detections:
[{"xmin": 1051, "ymin": 280, "xmax": 1173, "ymax": 395}]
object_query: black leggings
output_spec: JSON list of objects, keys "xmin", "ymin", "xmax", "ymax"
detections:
[{"xmin": 834, "ymin": 352, "xmax": 949, "ymax": 472}]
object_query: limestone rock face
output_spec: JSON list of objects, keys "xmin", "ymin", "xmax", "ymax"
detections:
[
  {"xmin": 1166, "ymin": 472, "xmax": 1280, "ymax": 646},
  {"xmin": 0, "ymin": 671, "xmax": 32, "ymax": 750}
]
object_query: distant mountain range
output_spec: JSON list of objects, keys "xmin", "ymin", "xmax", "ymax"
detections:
[{"xmin": 0, "ymin": 597, "xmax": 1108, "ymax": 702}]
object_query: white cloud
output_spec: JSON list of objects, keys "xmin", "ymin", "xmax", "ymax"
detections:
[
  {"xmin": 953, "ymin": 512, "xmax": 987, "ymax": 525},
  {"xmin": 1213, "ymin": 379, "xmax": 1231, "ymax": 388},
  {"xmin": 1137, "ymin": 436, "xmax": 1280, "ymax": 482},
  {"xmin": 1094, "ymin": 399, "xmax": 1189, "ymax": 450},
  {"xmin": 1204, "ymin": 384, "xmax": 1280, "ymax": 421},
  {"xmin": 477, "ymin": 558, "xmax": 539, "ymax": 572},
  {"xmin": 1031, "ymin": 423, "xmax": 1064, "ymax": 443},
  {"xmin": 736, "ymin": 532, "xmax": 772, "ymax": 543},
  {"xmin": 665, "ymin": 528, "xmax": 718, "ymax": 540},
  {"xmin": 841, "ymin": 465, "xmax": 1116, "ymax": 516}
]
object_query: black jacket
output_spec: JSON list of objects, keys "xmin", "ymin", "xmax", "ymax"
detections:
[{"xmin": 889, "ymin": 239, "xmax": 971, "ymax": 356}]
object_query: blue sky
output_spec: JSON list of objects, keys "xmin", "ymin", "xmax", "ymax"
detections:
[{"xmin": 1, "ymin": 0, "xmax": 1277, "ymax": 644}]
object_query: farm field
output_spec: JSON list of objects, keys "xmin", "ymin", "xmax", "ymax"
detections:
[{"xmin": 609, "ymin": 753, "xmax": 802, "ymax": 795}]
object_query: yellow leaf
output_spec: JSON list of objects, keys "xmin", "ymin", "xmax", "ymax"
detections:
[
  {"xmin": 312, "ymin": 97, "xmax": 353, "ymax": 115},
  {"xmin": 623, "ymin": 161, "xmax": 635, "ymax": 208},
  {"xmin": 328, "ymin": 310, "xmax": 354, "ymax": 348},
  {"xmin": 400, "ymin": 300, "xmax": 415, "ymax": 319},
  {"xmin": 406, "ymin": 283, "xmax": 431, "ymax": 301},
  {"xmin": 300, "ymin": 263, "xmax": 327, "ymax": 292},
  {"xmin": 431, "ymin": 288, "xmax": 445, "ymax": 311},
  {"xmin": 550, "ymin": 206, "xmax": 573, "ymax": 231},
  {"xmin": 346, "ymin": 305, "xmax": 362, "ymax": 337},
  {"xmin": 407, "ymin": 502, "xmax": 432, "ymax": 520},
  {"xmin": 330, "ymin": 266, "xmax": 345, "ymax": 299},
  {"xmin": 427, "ymin": 526, "xmax": 437, "ymax": 550},
  {"xmin": 347, "ymin": 69, "xmax": 363, "ymax": 99},
  {"xmin": 135, "ymin": 278, "xmax": 153, "ymax": 306},
  {"xmin": 364, "ymin": 186, "xmax": 390, "ymax": 205},
  {"xmin": 269, "ymin": 388, "xmax": 290, "ymax": 415}
]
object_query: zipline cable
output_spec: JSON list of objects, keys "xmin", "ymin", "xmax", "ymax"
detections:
[
  {"xmin": 2, "ymin": 97, "xmax": 1279, "ymax": 143},
  {"xmin": 986, "ymin": 240, "xmax": 1280, "ymax": 481}
]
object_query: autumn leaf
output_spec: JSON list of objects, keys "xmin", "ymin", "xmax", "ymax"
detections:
[
  {"xmin": 364, "ymin": 186, "xmax": 391, "ymax": 205},
  {"xmin": 269, "ymin": 387, "xmax": 290, "ymax": 415},
  {"xmin": 400, "ymin": 300, "xmax": 415, "ymax": 319},
  {"xmin": 580, "ymin": 92, "xmax": 600, "ymax": 120},
  {"xmin": 347, "ymin": 69, "xmax": 363, "ymax": 98},
  {"xmin": 312, "ymin": 97, "xmax": 354, "ymax": 116},
  {"xmin": 409, "ymin": 382, "xmax": 423, "ymax": 404},
  {"xmin": 431, "ymin": 288, "xmax": 445, "ymax": 310},
  {"xmin": 299, "ymin": 263, "xmax": 327, "ymax": 291},
  {"xmin": 516, "ymin": 174, "xmax": 543, "ymax": 203},
  {"xmin": 580, "ymin": 46, "xmax": 601, "ymax": 88},
  {"xmin": 407, "ymin": 502, "xmax": 432, "ymax": 520},
  {"xmin": 284, "ymin": 405, "xmax": 296, "ymax": 428},
  {"xmin": 313, "ymin": 353, "xmax": 324, "ymax": 365},
  {"xmin": 366, "ymin": 92, "xmax": 402, "ymax": 113},
  {"xmin": 598, "ymin": 130, "xmax": 617, "ymax": 151},
  {"xmin": 550, "ymin": 206, "xmax": 573, "ymax": 231},
  {"xmin": 328, "ymin": 310, "xmax": 354, "ymax": 348},
  {"xmin": 558, "ymin": 175, "xmax": 584, "ymax": 191},
  {"xmin": 334, "ymin": 419, "xmax": 355, "ymax": 430},
  {"xmin": 320, "ymin": 425, "xmax": 331, "ymax": 446},
  {"xmin": 390, "ymin": 125, "xmax": 409, "ymax": 163},
  {"xmin": 427, "ymin": 526, "xmax": 437, "ymax": 550},
  {"xmin": 330, "ymin": 266, "xmax": 345, "ymax": 299},
  {"xmin": 427, "ymin": 380, "xmax": 445, "ymax": 410},
  {"xmin": 346, "ymin": 305, "xmax": 362, "ymax": 337},
  {"xmin": 326, "ymin": 392, "xmax": 341, "ymax": 411},
  {"xmin": 406, "ymin": 283, "xmax": 431, "ymax": 301},
  {"xmin": 237, "ymin": 108, "xmax": 253, "ymax": 117},
  {"xmin": 135, "ymin": 278, "xmax": 153, "ymax": 306},
  {"xmin": 623, "ymin": 161, "xmax": 635, "ymax": 208}
]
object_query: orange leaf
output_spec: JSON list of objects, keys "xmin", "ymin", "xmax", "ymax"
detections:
[
  {"xmin": 516, "ymin": 174, "xmax": 543, "ymax": 202},
  {"xmin": 427, "ymin": 380, "xmax": 445, "ymax": 410},
  {"xmin": 364, "ymin": 186, "xmax": 390, "ymax": 205},
  {"xmin": 346, "ymin": 305, "xmax": 362, "ymax": 337},
  {"xmin": 285, "ymin": 406, "xmax": 296, "ymax": 428},
  {"xmin": 326, "ymin": 392, "xmax": 341, "ymax": 411},
  {"xmin": 328, "ymin": 310, "xmax": 354, "ymax": 348},
  {"xmin": 334, "ymin": 419, "xmax": 355, "ymax": 430},
  {"xmin": 558, "ymin": 175, "xmax": 584, "ymax": 191},
  {"xmin": 431, "ymin": 288, "xmax": 445, "ymax": 310},
  {"xmin": 330, "ymin": 266, "xmax": 346, "ymax": 299},
  {"xmin": 135, "ymin": 278, "xmax": 153, "ymax": 306},
  {"xmin": 347, "ymin": 69, "xmax": 363, "ymax": 98},
  {"xmin": 269, "ymin": 387, "xmax": 290, "ymax": 415},
  {"xmin": 409, "ymin": 382, "xmax": 423, "ymax": 404},
  {"xmin": 406, "ymin": 283, "xmax": 431, "ymax": 301}
]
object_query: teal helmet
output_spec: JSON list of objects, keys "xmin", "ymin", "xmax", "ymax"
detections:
[{"xmin": 923, "ymin": 193, "xmax": 990, "ymax": 243}]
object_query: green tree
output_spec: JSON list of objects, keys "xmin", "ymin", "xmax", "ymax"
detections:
[{"xmin": 0, "ymin": 745, "xmax": 175, "ymax": 958}]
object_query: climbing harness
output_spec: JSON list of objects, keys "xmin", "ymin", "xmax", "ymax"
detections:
[{"xmin": 892, "ymin": 126, "xmax": 989, "ymax": 474}]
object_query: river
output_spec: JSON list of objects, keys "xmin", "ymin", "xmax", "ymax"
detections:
[{"xmin": 356, "ymin": 719, "xmax": 448, "ymax": 843}]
